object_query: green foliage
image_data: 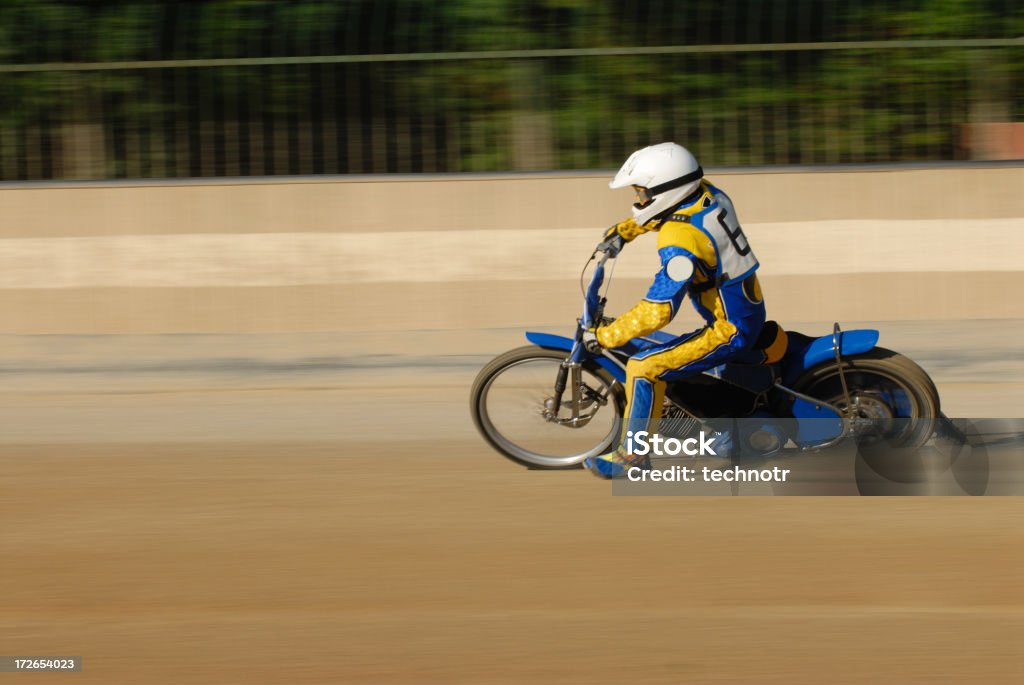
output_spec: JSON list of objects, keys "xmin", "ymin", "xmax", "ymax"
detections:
[{"xmin": 0, "ymin": 0, "xmax": 1021, "ymax": 179}]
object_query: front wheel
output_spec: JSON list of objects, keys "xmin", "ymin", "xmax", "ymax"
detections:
[{"xmin": 470, "ymin": 346, "xmax": 625, "ymax": 469}]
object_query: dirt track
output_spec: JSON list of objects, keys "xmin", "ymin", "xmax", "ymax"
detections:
[
  {"xmin": 3, "ymin": 441, "xmax": 1023, "ymax": 683},
  {"xmin": 1, "ymin": 324, "xmax": 1022, "ymax": 683}
]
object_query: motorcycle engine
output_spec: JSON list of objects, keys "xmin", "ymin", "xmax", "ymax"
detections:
[{"xmin": 659, "ymin": 401, "xmax": 701, "ymax": 439}]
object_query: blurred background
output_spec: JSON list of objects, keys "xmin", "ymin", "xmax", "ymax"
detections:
[
  {"xmin": 0, "ymin": 0, "xmax": 1022, "ymax": 181},
  {"xmin": 2, "ymin": 3, "xmax": 1023, "ymax": 683}
]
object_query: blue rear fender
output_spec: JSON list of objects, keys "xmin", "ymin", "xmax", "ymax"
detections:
[
  {"xmin": 780, "ymin": 329, "xmax": 879, "ymax": 446},
  {"xmin": 525, "ymin": 331, "xmax": 626, "ymax": 381},
  {"xmin": 782, "ymin": 328, "xmax": 880, "ymax": 386}
]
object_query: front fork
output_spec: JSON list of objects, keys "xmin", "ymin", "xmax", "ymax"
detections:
[
  {"xmin": 545, "ymin": 292, "xmax": 611, "ymax": 426},
  {"xmin": 546, "ymin": 360, "xmax": 607, "ymax": 427},
  {"xmin": 548, "ymin": 361, "xmax": 583, "ymax": 423},
  {"xmin": 544, "ymin": 340, "xmax": 611, "ymax": 428},
  {"xmin": 549, "ymin": 325, "xmax": 585, "ymax": 415},
  {"xmin": 549, "ymin": 362, "xmax": 571, "ymax": 418}
]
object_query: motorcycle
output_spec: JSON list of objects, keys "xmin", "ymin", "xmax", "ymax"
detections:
[{"xmin": 470, "ymin": 245, "xmax": 944, "ymax": 470}]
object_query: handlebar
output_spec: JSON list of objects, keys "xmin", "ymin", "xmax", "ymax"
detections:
[
  {"xmin": 582, "ymin": 248, "xmax": 612, "ymax": 329},
  {"xmin": 565, "ymin": 246, "xmax": 615, "ymax": 364}
]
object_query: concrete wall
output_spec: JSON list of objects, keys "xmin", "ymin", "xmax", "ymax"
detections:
[{"xmin": 1, "ymin": 165, "xmax": 1022, "ymax": 334}]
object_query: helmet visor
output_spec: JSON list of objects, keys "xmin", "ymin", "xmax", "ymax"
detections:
[{"xmin": 632, "ymin": 185, "xmax": 653, "ymax": 209}]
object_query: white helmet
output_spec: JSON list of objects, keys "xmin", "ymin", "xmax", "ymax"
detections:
[{"xmin": 609, "ymin": 142, "xmax": 703, "ymax": 226}]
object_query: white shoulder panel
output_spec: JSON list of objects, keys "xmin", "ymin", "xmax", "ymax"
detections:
[{"xmin": 665, "ymin": 255, "xmax": 694, "ymax": 282}]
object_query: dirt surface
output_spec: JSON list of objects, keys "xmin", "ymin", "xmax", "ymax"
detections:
[
  {"xmin": 2, "ymin": 441, "xmax": 1022, "ymax": 684},
  {"xmin": 2, "ymin": 323, "xmax": 1022, "ymax": 683}
]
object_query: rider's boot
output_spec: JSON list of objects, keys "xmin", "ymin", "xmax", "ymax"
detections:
[{"xmin": 583, "ymin": 447, "xmax": 651, "ymax": 478}]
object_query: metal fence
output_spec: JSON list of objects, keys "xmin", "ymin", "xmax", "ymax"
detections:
[{"xmin": 1, "ymin": 1, "xmax": 1022, "ymax": 180}]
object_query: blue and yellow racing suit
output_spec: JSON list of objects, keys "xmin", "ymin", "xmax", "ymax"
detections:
[{"xmin": 596, "ymin": 180, "xmax": 767, "ymax": 446}]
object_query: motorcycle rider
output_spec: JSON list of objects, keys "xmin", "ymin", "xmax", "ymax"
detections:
[{"xmin": 583, "ymin": 142, "xmax": 779, "ymax": 478}]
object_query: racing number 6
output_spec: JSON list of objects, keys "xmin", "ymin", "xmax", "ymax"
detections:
[{"xmin": 717, "ymin": 208, "xmax": 751, "ymax": 256}]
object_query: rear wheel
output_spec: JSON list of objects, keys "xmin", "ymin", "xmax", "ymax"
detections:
[
  {"xmin": 470, "ymin": 346, "xmax": 625, "ymax": 469},
  {"xmin": 794, "ymin": 347, "xmax": 940, "ymax": 450}
]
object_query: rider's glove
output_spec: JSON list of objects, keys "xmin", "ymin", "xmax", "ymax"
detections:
[
  {"xmin": 596, "ymin": 226, "xmax": 625, "ymax": 258},
  {"xmin": 582, "ymin": 329, "xmax": 603, "ymax": 355}
]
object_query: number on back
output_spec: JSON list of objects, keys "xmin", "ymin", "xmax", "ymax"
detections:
[{"xmin": 716, "ymin": 208, "xmax": 751, "ymax": 256}]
